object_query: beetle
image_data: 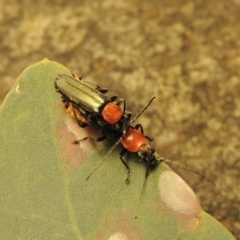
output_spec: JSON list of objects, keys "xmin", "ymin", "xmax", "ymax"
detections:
[
  {"xmin": 85, "ymin": 120, "xmax": 214, "ymax": 185},
  {"xmin": 55, "ymin": 73, "xmax": 132, "ymax": 140},
  {"xmin": 85, "ymin": 123, "xmax": 158, "ymax": 184}
]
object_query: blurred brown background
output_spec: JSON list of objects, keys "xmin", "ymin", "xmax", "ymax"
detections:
[{"xmin": 1, "ymin": 0, "xmax": 240, "ymax": 238}]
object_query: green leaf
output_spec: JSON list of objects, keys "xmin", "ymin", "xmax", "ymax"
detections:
[{"xmin": 0, "ymin": 59, "xmax": 235, "ymax": 240}]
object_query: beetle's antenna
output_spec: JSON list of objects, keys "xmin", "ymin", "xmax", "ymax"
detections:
[
  {"xmin": 153, "ymin": 151, "xmax": 215, "ymax": 186},
  {"xmin": 86, "ymin": 138, "xmax": 122, "ymax": 181},
  {"xmin": 131, "ymin": 97, "xmax": 156, "ymax": 124}
]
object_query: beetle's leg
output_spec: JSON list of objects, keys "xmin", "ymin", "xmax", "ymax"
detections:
[
  {"xmin": 134, "ymin": 123, "xmax": 154, "ymax": 142},
  {"xmin": 71, "ymin": 103, "xmax": 89, "ymax": 128},
  {"xmin": 115, "ymin": 98, "xmax": 125, "ymax": 112},
  {"xmin": 109, "ymin": 94, "xmax": 118, "ymax": 101},
  {"xmin": 119, "ymin": 148, "xmax": 131, "ymax": 184},
  {"xmin": 97, "ymin": 88, "xmax": 108, "ymax": 93},
  {"xmin": 73, "ymin": 135, "xmax": 107, "ymax": 144}
]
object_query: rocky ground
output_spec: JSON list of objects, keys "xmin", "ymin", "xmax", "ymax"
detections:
[{"xmin": 1, "ymin": 0, "xmax": 240, "ymax": 238}]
